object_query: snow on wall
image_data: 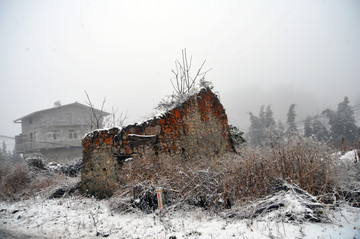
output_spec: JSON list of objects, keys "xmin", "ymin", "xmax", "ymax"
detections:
[{"xmin": 80, "ymin": 88, "xmax": 235, "ymax": 198}]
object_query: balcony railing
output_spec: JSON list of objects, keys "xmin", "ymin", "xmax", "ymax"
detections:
[{"xmin": 15, "ymin": 134, "xmax": 81, "ymax": 154}]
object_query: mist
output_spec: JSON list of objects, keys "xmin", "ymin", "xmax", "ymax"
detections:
[{"xmin": 1, "ymin": 0, "xmax": 359, "ymax": 144}]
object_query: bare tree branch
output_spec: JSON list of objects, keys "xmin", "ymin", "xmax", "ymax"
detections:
[
  {"xmin": 156, "ymin": 49, "xmax": 212, "ymax": 111},
  {"xmin": 84, "ymin": 91, "xmax": 107, "ymax": 129}
]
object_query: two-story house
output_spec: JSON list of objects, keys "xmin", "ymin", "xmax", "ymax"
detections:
[{"xmin": 14, "ymin": 102, "xmax": 109, "ymax": 163}]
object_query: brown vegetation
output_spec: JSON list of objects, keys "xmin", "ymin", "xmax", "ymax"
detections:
[
  {"xmin": 110, "ymin": 136, "xmax": 335, "ymax": 211},
  {"xmin": 3, "ymin": 136, "xmax": 355, "ymax": 212},
  {"xmin": 0, "ymin": 162, "xmax": 77, "ymax": 201},
  {"xmin": 0, "ymin": 163, "xmax": 32, "ymax": 199}
]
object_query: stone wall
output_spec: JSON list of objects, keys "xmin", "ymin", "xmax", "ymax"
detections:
[{"xmin": 81, "ymin": 88, "xmax": 234, "ymax": 198}]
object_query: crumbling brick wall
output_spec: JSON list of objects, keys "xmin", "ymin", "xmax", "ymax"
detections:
[{"xmin": 81, "ymin": 88, "xmax": 235, "ymax": 198}]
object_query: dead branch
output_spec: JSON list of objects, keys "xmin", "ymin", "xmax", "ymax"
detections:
[{"xmin": 84, "ymin": 91, "xmax": 106, "ymax": 129}]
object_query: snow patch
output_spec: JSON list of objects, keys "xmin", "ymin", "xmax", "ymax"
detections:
[{"xmin": 339, "ymin": 150, "xmax": 359, "ymax": 162}]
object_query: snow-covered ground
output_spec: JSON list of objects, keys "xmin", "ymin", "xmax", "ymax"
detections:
[
  {"xmin": 1, "ymin": 195, "xmax": 359, "ymax": 239},
  {"xmin": 1, "ymin": 150, "xmax": 359, "ymax": 238}
]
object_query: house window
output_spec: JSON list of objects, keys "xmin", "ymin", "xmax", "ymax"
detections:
[
  {"xmin": 53, "ymin": 130, "xmax": 60, "ymax": 140},
  {"xmin": 68, "ymin": 130, "xmax": 77, "ymax": 139},
  {"xmin": 48, "ymin": 130, "xmax": 60, "ymax": 140},
  {"xmin": 29, "ymin": 132, "xmax": 36, "ymax": 141}
]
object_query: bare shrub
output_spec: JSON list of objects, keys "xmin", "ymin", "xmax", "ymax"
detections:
[
  {"xmin": 0, "ymin": 161, "xmax": 9, "ymax": 182},
  {"xmin": 0, "ymin": 163, "xmax": 32, "ymax": 200},
  {"xmin": 156, "ymin": 49, "xmax": 212, "ymax": 112},
  {"xmin": 227, "ymin": 137, "xmax": 334, "ymax": 203},
  {"xmin": 27, "ymin": 174, "xmax": 60, "ymax": 197},
  {"xmin": 110, "ymin": 136, "xmax": 335, "ymax": 212},
  {"xmin": 0, "ymin": 162, "xmax": 79, "ymax": 201}
]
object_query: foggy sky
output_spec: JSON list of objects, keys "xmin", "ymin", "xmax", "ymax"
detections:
[{"xmin": 1, "ymin": 0, "xmax": 360, "ymax": 148}]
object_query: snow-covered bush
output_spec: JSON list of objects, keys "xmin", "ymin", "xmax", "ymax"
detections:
[
  {"xmin": 229, "ymin": 124, "xmax": 246, "ymax": 146},
  {"xmin": 220, "ymin": 180, "xmax": 329, "ymax": 223},
  {"xmin": 25, "ymin": 154, "xmax": 47, "ymax": 170},
  {"xmin": 329, "ymin": 150, "xmax": 360, "ymax": 207},
  {"xmin": 48, "ymin": 158, "xmax": 82, "ymax": 177}
]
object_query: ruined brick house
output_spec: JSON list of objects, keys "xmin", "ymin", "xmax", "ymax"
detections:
[
  {"xmin": 14, "ymin": 102, "xmax": 109, "ymax": 163},
  {"xmin": 81, "ymin": 88, "xmax": 235, "ymax": 198}
]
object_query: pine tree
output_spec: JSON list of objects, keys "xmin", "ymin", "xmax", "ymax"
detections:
[
  {"xmin": 0, "ymin": 141, "xmax": 22, "ymax": 163},
  {"xmin": 229, "ymin": 125, "xmax": 246, "ymax": 146},
  {"xmin": 265, "ymin": 106, "xmax": 276, "ymax": 129},
  {"xmin": 259, "ymin": 106, "xmax": 266, "ymax": 127},
  {"xmin": 339, "ymin": 97, "xmax": 358, "ymax": 145},
  {"xmin": 0, "ymin": 144, "xmax": 5, "ymax": 162},
  {"xmin": 248, "ymin": 112, "xmax": 265, "ymax": 147},
  {"xmin": 311, "ymin": 119, "xmax": 330, "ymax": 142},
  {"xmin": 324, "ymin": 97, "xmax": 358, "ymax": 146},
  {"xmin": 286, "ymin": 104, "xmax": 297, "ymax": 135},
  {"xmin": 304, "ymin": 117, "xmax": 313, "ymax": 138},
  {"xmin": 277, "ymin": 120, "xmax": 285, "ymax": 137},
  {"xmin": 1, "ymin": 141, "xmax": 8, "ymax": 161},
  {"xmin": 248, "ymin": 106, "xmax": 282, "ymax": 146}
]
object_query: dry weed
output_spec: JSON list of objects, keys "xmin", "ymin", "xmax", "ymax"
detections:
[
  {"xmin": 111, "ymin": 136, "xmax": 335, "ymax": 211},
  {"xmin": 0, "ymin": 163, "xmax": 32, "ymax": 200},
  {"xmin": 0, "ymin": 162, "xmax": 79, "ymax": 201}
]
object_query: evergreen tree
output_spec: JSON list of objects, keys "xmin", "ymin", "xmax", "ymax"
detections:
[
  {"xmin": 323, "ymin": 108, "xmax": 336, "ymax": 127},
  {"xmin": 277, "ymin": 120, "xmax": 285, "ymax": 137},
  {"xmin": 325, "ymin": 97, "xmax": 358, "ymax": 146},
  {"xmin": 248, "ymin": 106, "xmax": 279, "ymax": 147},
  {"xmin": 311, "ymin": 119, "xmax": 330, "ymax": 142},
  {"xmin": 304, "ymin": 117, "xmax": 313, "ymax": 138},
  {"xmin": 248, "ymin": 105, "xmax": 283, "ymax": 146},
  {"xmin": 304, "ymin": 116, "xmax": 330, "ymax": 143},
  {"xmin": 0, "ymin": 141, "xmax": 22, "ymax": 163},
  {"xmin": 286, "ymin": 104, "xmax": 297, "ymax": 135},
  {"xmin": 229, "ymin": 125, "xmax": 246, "ymax": 146},
  {"xmin": 265, "ymin": 106, "xmax": 276, "ymax": 129},
  {"xmin": 259, "ymin": 105, "xmax": 266, "ymax": 127},
  {"xmin": 339, "ymin": 97, "xmax": 358, "ymax": 145},
  {"xmin": 1, "ymin": 141, "xmax": 8, "ymax": 162},
  {"xmin": 248, "ymin": 112, "xmax": 265, "ymax": 147}
]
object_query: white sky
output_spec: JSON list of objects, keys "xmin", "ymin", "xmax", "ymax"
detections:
[{"xmin": 1, "ymin": 0, "xmax": 359, "ymax": 144}]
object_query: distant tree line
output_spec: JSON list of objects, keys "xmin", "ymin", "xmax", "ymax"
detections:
[
  {"xmin": 247, "ymin": 97, "xmax": 359, "ymax": 148},
  {"xmin": 247, "ymin": 105, "xmax": 288, "ymax": 147},
  {"xmin": 304, "ymin": 97, "xmax": 358, "ymax": 147},
  {"xmin": 0, "ymin": 142, "xmax": 22, "ymax": 164}
]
